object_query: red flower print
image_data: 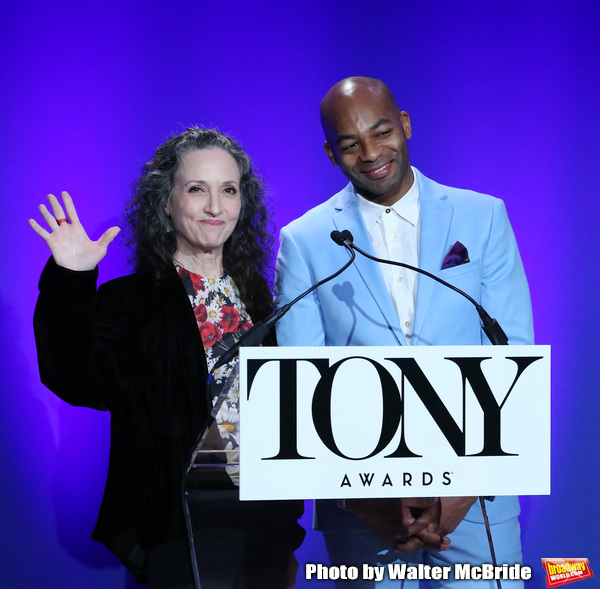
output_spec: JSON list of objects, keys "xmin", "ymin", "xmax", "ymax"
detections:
[
  {"xmin": 220, "ymin": 305, "xmax": 240, "ymax": 333},
  {"xmin": 199, "ymin": 322, "xmax": 222, "ymax": 347},
  {"xmin": 194, "ymin": 304, "xmax": 208, "ymax": 323},
  {"xmin": 190, "ymin": 273, "xmax": 205, "ymax": 294},
  {"xmin": 241, "ymin": 321, "xmax": 253, "ymax": 332}
]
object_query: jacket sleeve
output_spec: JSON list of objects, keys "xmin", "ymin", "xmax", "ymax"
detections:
[
  {"xmin": 33, "ymin": 257, "xmax": 136, "ymax": 410},
  {"xmin": 274, "ymin": 225, "xmax": 327, "ymax": 347},
  {"xmin": 480, "ymin": 199, "xmax": 534, "ymax": 346}
]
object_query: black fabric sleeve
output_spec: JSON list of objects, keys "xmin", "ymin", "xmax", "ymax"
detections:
[{"xmin": 33, "ymin": 257, "xmax": 135, "ymax": 410}]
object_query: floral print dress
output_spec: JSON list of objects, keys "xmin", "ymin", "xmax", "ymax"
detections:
[{"xmin": 176, "ymin": 265, "xmax": 253, "ymax": 485}]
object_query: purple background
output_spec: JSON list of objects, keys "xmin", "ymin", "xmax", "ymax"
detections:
[{"xmin": 2, "ymin": 1, "xmax": 598, "ymax": 587}]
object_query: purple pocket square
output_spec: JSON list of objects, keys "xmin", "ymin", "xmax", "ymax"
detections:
[{"xmin": 442, "ymin": 241, "xmax": 470, "ymax": 269}]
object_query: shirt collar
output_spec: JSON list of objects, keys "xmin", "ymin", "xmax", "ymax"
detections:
[{"xmin": 356, "ymin": 167, "xmax": 420, "ymax": 232}]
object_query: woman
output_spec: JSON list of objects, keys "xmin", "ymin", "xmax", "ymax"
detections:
[{"xmin": 30, "ymin": 127, "xmax": 304, "ymax": 588}]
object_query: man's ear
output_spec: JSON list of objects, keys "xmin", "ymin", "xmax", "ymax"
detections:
[
  {"xmin": 164, "ymin": 203, "xmax": 171, "ymax": 217},
  {"xmin": 323, "ymin": 141, "xmax": 338, "ymax": 167},
  {"xmin": 400, "ymin": 111, "xmax": 412, "ymax": 139}
]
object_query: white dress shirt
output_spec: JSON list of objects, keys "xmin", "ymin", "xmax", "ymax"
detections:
[{"xmin": 357, "ymin": 169, "xmax": 420, "ymax": 344}]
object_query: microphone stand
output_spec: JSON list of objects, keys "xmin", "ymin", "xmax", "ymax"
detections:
[
  {"xmin": 182, "ymin": 247, "xmax": 357, "ymax": 589},
  {"xmin": 332, "ymin": 229, "xmax": 505, "ymax": 589}
]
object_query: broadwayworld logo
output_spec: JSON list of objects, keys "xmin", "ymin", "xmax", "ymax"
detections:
[{"xmin": 541, "ymin": 559, "xmax": 594, "ymax": 587}]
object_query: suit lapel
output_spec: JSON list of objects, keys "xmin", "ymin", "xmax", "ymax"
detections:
[
  {"xmin": 412, "ymin": 171, "xmax": 453, "ymax": 344},
  {"xmin": 332, "ymin": 186, "xmax": 407, "ymax": 346}
]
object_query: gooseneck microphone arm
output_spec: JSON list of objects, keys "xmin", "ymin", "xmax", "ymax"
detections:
[
  {"xmin": 331, "ymin": 229, "xmax": 508, "ymax": 345},
  {"xmin": 332, "ymin": 229, "xmax": 505, "ymax": 589},
  {"xmin": 185, "ymin": 242, "xmax": 357, "ymax": 589},
  {"xmin": 211, "ymin": 245, "xmax": 357, "ymax": 372}
]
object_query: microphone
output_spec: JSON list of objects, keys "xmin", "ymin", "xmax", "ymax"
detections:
[
  {"xmin": 330, "ymin": 229, "xmax": 353, "ymax": 247},
  {"xmin": 211, "ymin": 239, "xmax": 356, "ymax": 371},
  {"xmin": 333, "ymin": 230, "xmax": 508, "ymax": 346},
  {"xmin": 334, "ymin": 228, "xmax": 506, "ymax": 586}
]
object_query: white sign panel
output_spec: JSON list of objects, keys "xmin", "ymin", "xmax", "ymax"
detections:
[{"xmin": 239, "ymin": 345, "xmax": 550, "ymax": 500}]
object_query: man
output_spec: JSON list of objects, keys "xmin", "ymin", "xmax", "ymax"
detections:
[{"xmin": 275, "ymin": 77, "xmax": 533, "ymax": 587}]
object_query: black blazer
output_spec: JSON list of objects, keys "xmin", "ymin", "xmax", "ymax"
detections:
[{"xmin": 34, "ymin": 258, "xmax": 301, "ymax": 582}]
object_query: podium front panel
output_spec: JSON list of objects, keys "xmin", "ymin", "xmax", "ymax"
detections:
[{"xmin": 239, "ymin": 345, "xmax": 551, "ymax": 500}]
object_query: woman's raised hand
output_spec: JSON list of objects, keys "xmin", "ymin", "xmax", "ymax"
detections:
[{"xmin": 29, "ymin": 191, "xmax": 121, "ymax": 271}]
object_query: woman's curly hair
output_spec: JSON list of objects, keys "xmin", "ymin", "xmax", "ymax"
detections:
[{"xmin": 125, "ymin": 127, "xmax": 274, "ymax": 321}]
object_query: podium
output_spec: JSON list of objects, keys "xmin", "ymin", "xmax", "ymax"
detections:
[{"xmin": 183, "ymin": 345, "xmax": 550, "ymax": 587}]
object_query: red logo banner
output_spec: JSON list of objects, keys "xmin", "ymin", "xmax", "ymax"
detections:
[{"xmin": 541, "ymin": 559, "xmax": 593, "ymax": 587}]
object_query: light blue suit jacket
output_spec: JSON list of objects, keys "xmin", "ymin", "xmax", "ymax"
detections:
[{"xmin": 275, "ymin": 168, "xmax": 534, "ymax": 533}]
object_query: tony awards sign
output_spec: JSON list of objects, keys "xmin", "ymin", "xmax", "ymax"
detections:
[{"xmin": 239, "ymin": 346, "xmax": 550, "ymax": 500}]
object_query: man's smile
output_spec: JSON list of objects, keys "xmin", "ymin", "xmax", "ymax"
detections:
[{"xmin": 361, "ymin": 161, "xmax": 393, "ymax": 179}]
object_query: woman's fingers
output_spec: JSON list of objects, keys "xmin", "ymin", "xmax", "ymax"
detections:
[
  {"xmin": 98, "ymin": 226, "xmax": 121, "ymax": 249},
  {"xmin": 28, "ymin": 217, "xmax": 51, "ymax": 240},
  {"xmin": 61, "ymin": 191, "xmax": 80, "ymax": 225},
  {"xmin": 38, "ymin": 203, "xmax": 61, "ymax": 230},
  {"xmin": 35, "ymin": 192, "xmax": 78, "ymax": 233},
  {"xmin": 47, "ymin": 193, "xmax": 68, "ymax": 223},
  {"xmin": 31, "ymin": 191, "xmax": 119, "ymax": 270}
]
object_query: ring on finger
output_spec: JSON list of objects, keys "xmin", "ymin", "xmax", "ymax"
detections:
[{"xmin": 56, "ymin": 218, "xmax": 68, "ymax": 225}]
